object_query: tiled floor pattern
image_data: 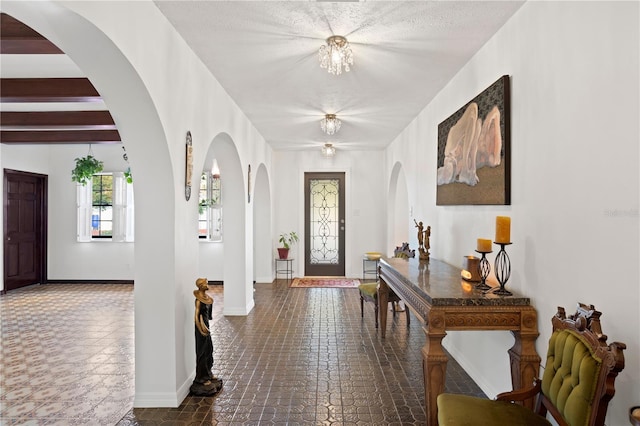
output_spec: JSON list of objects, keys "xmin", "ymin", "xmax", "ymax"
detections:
[
  {"xmin": 1, "ymin": 281, "xmax": 486, "ymax": 425},
  {"xmin": 0, "ymin": 283, "xmax": 134, "ymax": 425}
]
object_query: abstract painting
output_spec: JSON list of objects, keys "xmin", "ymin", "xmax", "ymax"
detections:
[{"xmin": 436, "ymin": 75, "xmax": 510, "ymax": 205}]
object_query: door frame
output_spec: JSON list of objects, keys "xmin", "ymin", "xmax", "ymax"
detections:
[
  {"xmin": 304, "ymin": 172, "xmax": 346, "ymax": 276},
  {"xmin": 3, "ymin": 169, "xmax": 48, "ymax": 293}
]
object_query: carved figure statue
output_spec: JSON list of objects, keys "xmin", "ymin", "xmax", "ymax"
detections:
[
  {"xmin": 414, "ymin": 220, "xmax": 424, "ymax": 249},
  {"xmin": 190, "ymin": 278, "xmax": 223, "ymax": 396}
]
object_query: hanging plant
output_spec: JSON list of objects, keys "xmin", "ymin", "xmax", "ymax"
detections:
[
  {"xmin": 72, "ymin": 155, "xmax": 104, "ymax": 186},
  {"xmin": 122, "ymin": 146, "xmax": 133, "ymax": 183}
]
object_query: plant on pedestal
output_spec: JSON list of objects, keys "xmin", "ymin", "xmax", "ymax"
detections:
[{"xmin": 277, "ymin": 231, "xmax": 299, "ymax": 259}]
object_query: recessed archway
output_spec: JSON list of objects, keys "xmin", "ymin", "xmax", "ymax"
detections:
[
  {"xmin": 253, "ymin": 163, "xmax": 273, "ymax": 283},
  {"xmin": 388, "ymin": 161, "xmax": 410, "ymax": 254}
]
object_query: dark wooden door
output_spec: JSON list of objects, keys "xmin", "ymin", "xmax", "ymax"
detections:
[
  {"xmin": 4, "ymin": 170, "xmax": 47, "ymax": 291},
  {"xmin": 304, "ymin": 172, "xmax": 345, "ymax": 276}
]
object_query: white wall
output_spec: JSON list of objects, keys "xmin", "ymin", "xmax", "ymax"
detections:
[
  {"xmin": 0, "ymin": 144, "xmax": 135, "ymax": 284},
  {"xmin": 387, "ymin": 2, "xmax": 639, "ymax": 425},
  {"xmin": 273, "ymin": 149, "xmax": 385, "ymax": 278},
  {"xmin": 2, "ymin": 0, "xmax": 272, "ymax": 408}
]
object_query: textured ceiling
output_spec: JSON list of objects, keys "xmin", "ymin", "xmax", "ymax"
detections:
[
  {"xmin": 0, "ymin": 2, "xmax": 525, "ymax": 151},
  {"xmin": 155, "ymin": 1, "xmax": 525, "ymax": 151}
]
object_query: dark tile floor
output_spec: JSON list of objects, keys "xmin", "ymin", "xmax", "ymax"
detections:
[{"xmin": 1, "ymin": 280, "xmax": 486, "ymax": 425}]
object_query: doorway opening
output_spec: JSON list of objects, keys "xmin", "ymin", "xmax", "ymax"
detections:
[{"xmin": 304, "ymin": 172, "xmax": 345, "ymax": 276}]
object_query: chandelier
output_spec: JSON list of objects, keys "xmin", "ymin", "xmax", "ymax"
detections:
[
  {"xmin": 320, "ymin": 114, "xmax": 341, "ymax": 135},
  {"xmin": 318, "ymin": 35, "xmax": 353, "ymax": 76},
  {"xmin": 322, "ymin": 143, "xmax": 336, "ymax": 158}
]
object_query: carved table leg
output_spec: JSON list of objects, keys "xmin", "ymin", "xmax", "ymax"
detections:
[
  {"xmin": 508, "ymin": 308, "xmax": 541, "ymax": 409},
  {"xmin": 378, "ymin": 278, "xmax": 390, "ymax": 338},
  {"xmin": 423, "ymin": 309, "xmax": 448, "ymax": 426}
]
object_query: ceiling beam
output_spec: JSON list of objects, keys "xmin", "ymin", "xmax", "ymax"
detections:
[
  {"xmin": 0, "ymin": 78, "xmax": 102, "ymax": 103},
  {"xmin": 1, "ymin": 111, "xmax": 117, "ymax": 129},
  {"xmin": 1, "ymin": 13, "xmax": 63, "ymax": 54},
  {"xmin": 0, "ymin": 130, "xmax": 121, "ymax": 144}
]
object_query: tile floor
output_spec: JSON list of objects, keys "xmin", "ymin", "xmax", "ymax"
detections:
[{"xmin": 1, "ymin": 280, "xmax": 485, "ymax": 425}]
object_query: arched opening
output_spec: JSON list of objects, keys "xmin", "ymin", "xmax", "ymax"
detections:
[
  {"xmin": 209, "ymin": 133, "xmax": 254, "ymax": 315},
  {"xmin": 2, "ymin": 2, "xmax": 184, "ymax": 408},
  {"xmin": 388, "ymin": 162, "xmax": 410, "ymax": 254},
  {"xmin": 253, "ymin": 163, "xmax": 273, "ymax": 283}
]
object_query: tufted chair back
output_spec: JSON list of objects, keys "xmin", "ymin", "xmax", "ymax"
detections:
[{"xmin": 536, "ymin": 304, "xmax": 626, "ymax": 426}]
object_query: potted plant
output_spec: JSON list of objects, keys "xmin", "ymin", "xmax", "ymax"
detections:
[
  {"xmin": 72, "ymin": 155, "xmax": 104, "ymax": 186},
  {"xmin": 277, "ymin": 231, "xmax": 299, "ymax": 259}
]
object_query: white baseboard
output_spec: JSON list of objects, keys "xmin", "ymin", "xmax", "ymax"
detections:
[
  {"xmin": 223, "ymin": 299, "xmax": 255, "ymax": 316},
  {"xmin": 133, "ymin": 392, "xmax": 182, "ymax": 408},
  {"xmin": 133, "ymin": 372, "xmax": 195, "ymax": 408},
  {"xmin": 255, "ymin": 275, "xmax": 273, "ymax": 283}
]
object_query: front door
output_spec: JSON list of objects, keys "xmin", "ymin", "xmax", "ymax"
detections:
[
  {"xmin": 304, "ymin": 172, "xmax": 345, "ymax": 276},
  {"xmin": 3, "ymin": 169, "xmax": 47, "ymax": 291}
]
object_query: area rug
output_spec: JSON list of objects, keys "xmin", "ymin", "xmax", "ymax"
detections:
[{"xmin": 289, "ymin": 277, "xmax": 360, "ymax": 289}]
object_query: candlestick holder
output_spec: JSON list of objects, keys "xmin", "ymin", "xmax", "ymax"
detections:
[
  {"xmin": 492, "ymin": 242, "xmax": 512, "ymax": 296},
  {"xmin": 474, "ymin": 250, "xmax": 492, "ymax": 291}
]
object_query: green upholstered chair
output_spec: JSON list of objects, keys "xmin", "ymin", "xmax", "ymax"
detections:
[
  {"xmin": 358, "ymin": 281, "xmax": 410, "ymax": 328},
  {"xmin": 437, "ymin": 303, "xmax": 626, "ymax": 426}
]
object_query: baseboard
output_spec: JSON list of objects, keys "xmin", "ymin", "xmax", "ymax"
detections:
[
  {"xmin": 45, "ymin": 279, "xmax": 134, "ymax": 285},
  {"xmin": 223, "ymin": 298, "xmax": 255, "ymax": 316},
  {"xmin": 133, "ymin": 390, "xmax": 183, "ymax": 408},
  {"xmin": 255, "ymin": 275, "xmax": 273, "ymax": 284},
  {"xmin": 177, "ymin": 371, "xmax": 196, "ymax": 405}
]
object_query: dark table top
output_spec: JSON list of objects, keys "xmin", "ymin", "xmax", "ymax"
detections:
[{"xmin": 379, "ymin": 256, "xmax": 530, "ymax": 307}]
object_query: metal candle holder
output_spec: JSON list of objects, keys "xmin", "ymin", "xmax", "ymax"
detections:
[
  {"xmin": 492, "ymin": 242, "xmax": 512, "ymax": 296},
  {"xmin": 474, "ymin": 250, "xmax": 492, "ymax": 291}
]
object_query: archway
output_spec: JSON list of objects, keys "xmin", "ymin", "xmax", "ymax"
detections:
[
  {"xmin": 2, "ymin": 1, "xmax": 184, "ymax": 407},
  {"xmin": 209, "ymin": 133, "xmax": 254, "ymax": 315},
  {"xmin": 253, "ymin": 163, "xmax": 273, "ymax": 283},
  {"xmin": 388, "ymin": 162, "xmax": 410, "ymax": 254}
]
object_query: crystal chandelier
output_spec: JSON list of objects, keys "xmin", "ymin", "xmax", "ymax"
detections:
[
  {"xmin": 322, "ymin": 143, "xmax": 336, "ymax": 158},
  {"xmin": 320, "ymin": 114, "xmax": 341, "ymax": 135},
  {"xmin": 318, "ymin": 35, "xmax": 353, "ymax": 76}
]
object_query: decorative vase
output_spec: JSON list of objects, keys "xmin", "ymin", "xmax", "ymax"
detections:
[{"xmin": 277, "ymin": 248, "xmax": 289, "ymax": 259}]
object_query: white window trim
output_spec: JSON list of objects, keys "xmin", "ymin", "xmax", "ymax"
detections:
[{"xmin": 76, "ymin": 172, "xmax": 134, "ymax": 242}]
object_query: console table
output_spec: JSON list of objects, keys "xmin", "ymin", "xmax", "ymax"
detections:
[{"xmin": 378, "ymin": 257, "xmax": 540, "ymax": 426}]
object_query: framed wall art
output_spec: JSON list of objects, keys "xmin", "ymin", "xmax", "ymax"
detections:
[{"xmin": 436, "ymin": 75, "xmax": 511, "ymax": 205}]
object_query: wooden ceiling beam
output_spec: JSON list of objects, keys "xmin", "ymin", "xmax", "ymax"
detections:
[
  {"xmin": 1, "ymin": 111, "xmax": 116, "ymax": 129},
  {"xmin": 1, "ymin": 13, "xmax": 63, "ymax": 54},
  {"xmin": 0, "ymin": 130, "xmax": 121, "ymax": 144},
  {"xmin": 0, "ymin": 78, "xmax": 102, "ymax": 103}
]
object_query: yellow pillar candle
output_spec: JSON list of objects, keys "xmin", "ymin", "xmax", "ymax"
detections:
[
  {"xmin": 477, "ymin": 238, "xmax": 492, "ymax": 252},
  {"xmin": 495, "ymin": 216, "xmax": 511, "ymax": 244}
]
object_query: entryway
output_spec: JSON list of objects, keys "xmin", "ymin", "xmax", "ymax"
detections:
[
  {"xmin": 304, "ymin": 172, "xmax": 345, "ymax": 276},
  {"xmin": 3, "ymin": 169, "xmax": 47, "ymax": 292}
]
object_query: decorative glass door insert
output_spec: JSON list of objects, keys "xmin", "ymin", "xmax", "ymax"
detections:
[{"xmin": 304, "ymin": 172, "xmax": 345, "ymax": 276}]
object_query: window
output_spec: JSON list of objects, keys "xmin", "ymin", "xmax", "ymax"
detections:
[
  {"xmin": 198, "ymin": 163, "xmax": 222, "ymax": 242},
  {"xmin": 77, "ymin": 172, "xmax": 134, "ymax": 242},
  {"xmin": 92, "ymin": 174, "xmax": 113, "ymax": 237}
]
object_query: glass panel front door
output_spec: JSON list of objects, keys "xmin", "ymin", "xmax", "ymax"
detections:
[{"xmin": 304, "ymin": 172, "xmax": 345, "ymax": 276}]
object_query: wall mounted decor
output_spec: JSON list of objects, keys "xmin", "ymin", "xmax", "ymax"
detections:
[
  {"xmin": 185, "ymin": 131, "xmax": 193, "ymax": 201},
  {"xmin": 247, "ymin": 164, "xmax": 251, "ymax": 203},
  {"xmin": 436, "ymin": 75, "xmax": 510, "ymax": 205}
]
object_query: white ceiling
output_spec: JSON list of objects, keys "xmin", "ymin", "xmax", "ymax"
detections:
[
  {"xmin": 0, "ymin": 1, "xmax": 525, "ymax": 151},
  {"xmin": 154, "ymin": 1, "xmax": 525, "ymax": 152}
]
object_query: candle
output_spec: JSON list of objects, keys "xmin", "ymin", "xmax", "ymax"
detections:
[
  {"xmin": 495, "ymin": 216, "xmax": 511, "ymax": 244},
  {"xmin": 477, "ymin": 238, "xmax": 492, "ymax": 252}
]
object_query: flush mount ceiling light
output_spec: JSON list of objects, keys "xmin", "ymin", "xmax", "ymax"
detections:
[
  {"xmin": 320, "ymin": 114, "xmax": 341, "ymax": 135},
  {"xmin": 318, "ymin": 35, "xmax": 353, "ymax": 76},
  {"xmin": 322, "ymin": 143, "xmax": 336, "ymax": 158}
]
